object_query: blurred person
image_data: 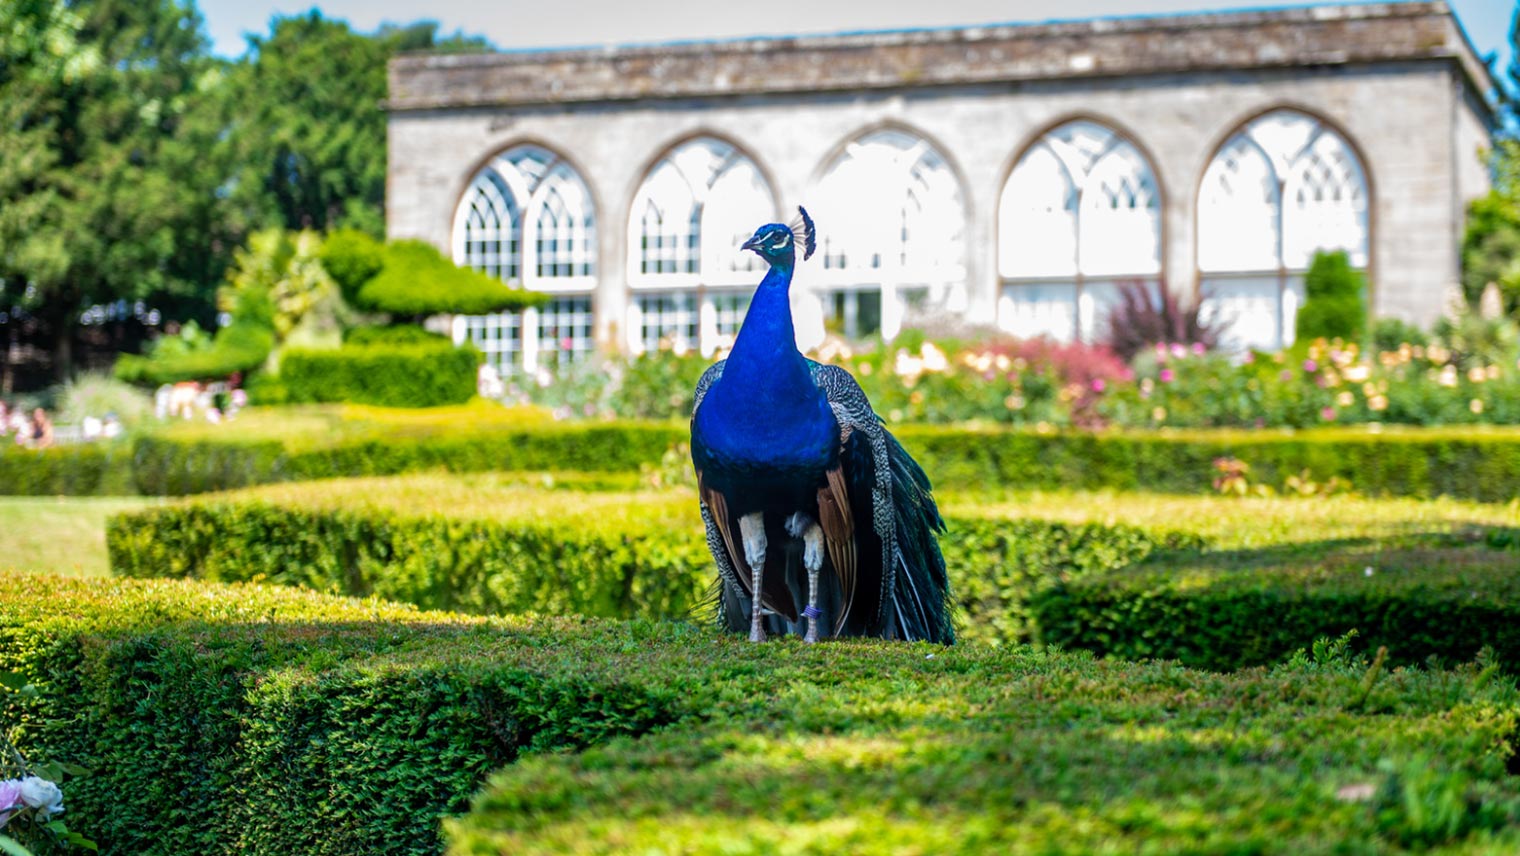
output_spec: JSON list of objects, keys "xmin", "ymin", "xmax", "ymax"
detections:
[{"xmin": 28, "ymin": 408, "xmax": 54, "ymax": 449}]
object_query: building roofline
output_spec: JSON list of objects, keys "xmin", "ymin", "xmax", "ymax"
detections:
[{"xmin": 388, "ymin": 1, "xmax": 1498, "ymax": 118}]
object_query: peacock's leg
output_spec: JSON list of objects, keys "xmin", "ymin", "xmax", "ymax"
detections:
[
  {"xmin": 786, "ymin": 512, "xmax": 826, "ymax": 643},
  {"xmin": 739, "ymin": 512, "xmax": 767, "ymax": 643}
]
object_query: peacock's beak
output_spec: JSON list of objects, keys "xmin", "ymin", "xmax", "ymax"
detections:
[{"xmin": 740, "ymin": 236, "xmax": 762, "ymax": 253}]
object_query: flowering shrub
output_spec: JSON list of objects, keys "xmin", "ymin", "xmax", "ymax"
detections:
[
  {"xmin": 1102, "ymin": 338, "xmax": 1520, "ymax": 428},
  {"xmin": 501, "ymin": 320, "xmax": 1520, "ymax": 430},
  {"xmin": 1, "ymin": 674, "xmax": 93, "ymax": 855}
]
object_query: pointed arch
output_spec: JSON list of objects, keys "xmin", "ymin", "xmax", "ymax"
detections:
[
  {"xmin": 1196, "ymin": 107, "xmax": 1371, "ymax": 349},
  {"xmin": 450, "ymin": 142, "xmax": 599, "ymax": 375},
  {"xmin": 625, "ymin": 134, "xmax": 779, "ymax": 355},
  {"xmin": 805, "ymin": 124, "xmax": 968, "ymax": 343},
  {"xmin": 997, "ymin": 118, "xmax": 1163, "ymax": 342}
]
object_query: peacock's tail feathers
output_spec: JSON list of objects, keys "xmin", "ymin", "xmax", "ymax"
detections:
[{"xmin": 883, "ymin": 432, "xmax": 955, "ymax": 644}]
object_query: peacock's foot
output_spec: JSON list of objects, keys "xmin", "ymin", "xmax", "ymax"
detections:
[
  {"xmin": 802, "ymin": 604, "xmax": 821, "ymax": 644},
  {"xmin": 749, "ymin": 623, "xmax": 768, "ymax": 643}
]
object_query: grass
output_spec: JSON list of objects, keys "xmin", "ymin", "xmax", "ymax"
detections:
[{"xmin": 0, "ymin": 496, "xmax": 155, "ymax": 576}]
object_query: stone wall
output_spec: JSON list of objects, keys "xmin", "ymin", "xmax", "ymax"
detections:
[{"xmin": 387, "ymin": 2, "xmax": 1496, "ymax": 345}]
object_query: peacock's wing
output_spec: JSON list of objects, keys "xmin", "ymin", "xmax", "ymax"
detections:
[
  {"xmin": 811, "ymin": 361, "xmax": 954, "ymax": 643},
  {"xmin": 691, "ymin": 361, "xmax": 744, "ymax": 603}
]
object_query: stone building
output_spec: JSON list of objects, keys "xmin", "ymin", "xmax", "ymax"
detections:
[{"xmin": 386, "ymin": 1, "xmax": 1496, "ymax": 374}]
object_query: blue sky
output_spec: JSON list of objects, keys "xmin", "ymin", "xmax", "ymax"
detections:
[{"xmin": 199, "ymin": 0, "xmax": 1513, "ymax": 87}]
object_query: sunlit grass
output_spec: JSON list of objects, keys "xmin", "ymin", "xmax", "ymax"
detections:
[{"xmin": 0, "ymin": 496, "xmax": 157, "ymax": 577}]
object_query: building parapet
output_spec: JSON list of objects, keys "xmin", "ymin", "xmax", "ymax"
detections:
[{"xmin": 387, "ymin": 2, "xmax": 1495, "ymax": 118}]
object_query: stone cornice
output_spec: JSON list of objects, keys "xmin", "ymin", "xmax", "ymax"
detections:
[{"xmin": 388, "ymin": 2, "xmax": 1495, "ymax": 118}]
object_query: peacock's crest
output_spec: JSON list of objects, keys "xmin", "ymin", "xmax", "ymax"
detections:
[{"xmin": 790, "ymin": 206, "xmax": 817, "ymax": 261}]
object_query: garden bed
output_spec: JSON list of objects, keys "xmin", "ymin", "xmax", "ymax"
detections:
[{"xmin": 4, "ymin": 574, "xmax": 1516, "ymax": 855}]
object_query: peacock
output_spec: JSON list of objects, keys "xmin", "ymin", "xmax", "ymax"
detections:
[{"xmin": 690, "ymin": 207, "xmax": 954, "ymax": 644}]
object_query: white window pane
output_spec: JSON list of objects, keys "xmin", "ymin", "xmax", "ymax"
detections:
[
  {"xmin": 638, "ymin": 292, "xmax": 698, "ymax": 353},
  {"xmin": 1199, "ymin": 275, "xmax": 1282, "ymax": 351},
  {"xmin": 998, "ymin": 282, "xmax": 1077, "ymax": 342},
  {"xmin": 1079, "ymin": 147, "xmax": 1161, "ymax": 277},
  {"xmin": 812, "ymin": 129, "xmax": 964, "ymax": 282},
  {"xmin": 1282, "ymin": 133, "xmax": 1368, "ymax": 269},
  {"xmin": 1198, "ymin": 138, "xmax": 1278, "ymax": 273}
]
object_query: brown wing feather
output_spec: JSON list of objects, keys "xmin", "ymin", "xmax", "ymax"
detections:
[
  {"xmin": 699, "ymin": 475, "xmax": 743, "ymax": 592},
  {"xmin": 817, "ymin": 465, "xmax": 857, "ymax": 633}
]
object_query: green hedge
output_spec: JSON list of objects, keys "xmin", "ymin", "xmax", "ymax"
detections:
[
  {"xmin": 898, "ymin": 424, "xmax": 1520, "ymax": 501},
  {"xmin": 0, "ymin": 443, "xmax": 135, "ymax": 496},
  {"xmin": 0, "ymin": 575, "xmax": 707, "ymax": 856},
  {"xmin": 125, "ymin": 423, "xmax": 681, "ymax": 496},
  {"xmin": 278, "ymin": 342, "xmax": 481, "ymax": 408},
  {"xmin": 106, "ymin": 486, "xmax": 1199, "ymax": 645},
  {"xmin": 11, "ymin": 422, "xmax": 1520, "ymax": 499},
  {"xmin": 7, "ymin": 574, "xmax": 1519, "ymax": 855},
  {"xmin": 1031, "ymin": 529, "xmax": 1520, "ymax": 671}
]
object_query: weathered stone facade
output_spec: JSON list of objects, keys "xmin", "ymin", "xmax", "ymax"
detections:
[{"xmin": 387, "ymin": 1, "xmax": 1495, "ymax": 356}]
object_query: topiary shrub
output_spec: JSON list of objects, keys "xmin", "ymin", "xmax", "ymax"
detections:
[
  {"xmin": 278, "ymin": 341, "xmax": 482, "ymax": 408},
  {"xmin": 342, "ymin": 324, "xmax": 450, "ymax": 347},
  {"xmin": 113, "ymin": 320, "xmax": 275, "ymax": 385},
  {"xmin": 1295, "ymin": 250, "xmax": 1366, "ymax": 343},
  {"xmin": 319, "ymin": 228, "xmax": 387, "ymax": 305},
  {"xmin": 355, "ymin": 240, "xmax": 545, "ymax": 320}
]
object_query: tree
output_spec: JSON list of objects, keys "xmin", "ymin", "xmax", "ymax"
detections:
[
  {"xmin": 220, "ymin": 15, "xmax": 492, "ymax": 238},
  {"xmin": 0, "ymin": 0, "xmax": 225, "ymax": 379}
]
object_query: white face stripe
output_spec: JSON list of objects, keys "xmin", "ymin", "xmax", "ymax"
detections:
[{"xmin": 772, "ymin": 233, "xmax": 791, "ymax": 249}]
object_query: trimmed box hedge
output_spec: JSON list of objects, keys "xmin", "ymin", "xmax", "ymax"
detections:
[
  {"xmin": 106, "ymin": 474, "xmax": 1200, "ymax": 646},
  {"xmin": 278, "ymin": 342, "xmax": 482, "ymax": 408},
  {"xmin": 0, "ymin": 443, "xmax": 135, "ymax": 496},
  {"xmin": 897, "ymin": 423, "xmax": 1520, "ymax": 502},
  {"xmin": 5, "ymin": 574, "xmax": 1518, "ymax": 856},
  {"xmin": 109, "ymin": 477, "xmax": 1520, "ymax": 667},
  {"xmin": 1031, "ymin": 527, "xmax": 1520, "ymax": 671},
  {"xmin": 11, "ymin": 417, "xmax": 1520, "ymax": 500}
]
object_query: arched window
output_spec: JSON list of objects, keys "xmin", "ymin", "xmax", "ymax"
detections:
[
  {"xmin": 807, "ymin": 128, "xmax": 966, "ymax": 344},
  {"xmin": 626, "ymin": 137, "xmax": 776, "ymax": 355},
  {"xmin": 451, "ymin": 145, "xmax": 597, "ymax": 375},
  {"xmin": 998, "ymin": 120, "xmax": 1161, "ymax": 343},
  {"xmin": 1197, "ymin": 109, "xmax": 1369, "ymax": 349}
]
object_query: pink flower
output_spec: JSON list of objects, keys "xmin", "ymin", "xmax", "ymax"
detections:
[
  {"xmin": 1321, "ymin": 407, "xmax": 1337, "ymax": 421},
  {"xmin": 1243, "ymin": 353, "xmax": 1255, "ymax": 364},
  {"xmin": 1170, "ymin": 343, "xmax": 1187, "ymax": 359},
  {"xmin": 1191, "ymin": 342, "xmax": 1206, "ymax": 356},
  {"xmin": 1090, "ymin": 378, "xmax": 1106, "ymax": 393},
  {"xmin": 1303, "ymin": 359, "xmax": 1318, "ymax": 373},
  {"xmin": 0, "ymin": 779, "xmax": 20, "ymax": 828},
  {"xmin": 1159, "ymin": 368, "xmax": 1175, "ymax": 383},
  {"xmin": 1279, "ymin": 370, "xmax": 1293, "ymax": 383}
]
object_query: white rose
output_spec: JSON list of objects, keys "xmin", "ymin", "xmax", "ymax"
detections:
[{"xmin": 18, "ymin": 776, "xmax": 63, "ymax": 817}]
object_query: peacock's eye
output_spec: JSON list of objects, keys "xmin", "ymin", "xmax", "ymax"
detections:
[{"xmin": 771, "ymin": 233, "xmax": 791, "ymax": 250}]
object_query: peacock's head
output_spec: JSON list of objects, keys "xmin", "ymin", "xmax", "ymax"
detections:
[{"xmin": 740, "ymin": 206, "xmax": 816, "ymax": 267}]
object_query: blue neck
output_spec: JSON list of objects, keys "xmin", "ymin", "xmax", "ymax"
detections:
[{"xmin": 723, "ymin": 260, "xmax": 810, "ymax": 390}]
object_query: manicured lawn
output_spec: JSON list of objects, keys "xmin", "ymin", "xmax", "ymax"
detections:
[{"xmin": 0, "ymin": 496, "xmax": 155, "ymax": 576}]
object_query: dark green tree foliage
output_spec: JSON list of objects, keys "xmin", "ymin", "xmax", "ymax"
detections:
[
  {"xmin": 1295, "ymin": 250, "xmax": 1366, "ymax": 342},
  {"xmin": 222, "ymin": 16, "xmax": 492, "ymax": 237},
  {"xmin": 0, "ymin": 0, "xmax": 228, "ymax": 378},
  {"xmin": 354, "ymin": 240, "xmax": 546, "ymax": 320},
  {"xmin": 1462, "ymin": 141, "xmax": 1520, "ymax": 316}
]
